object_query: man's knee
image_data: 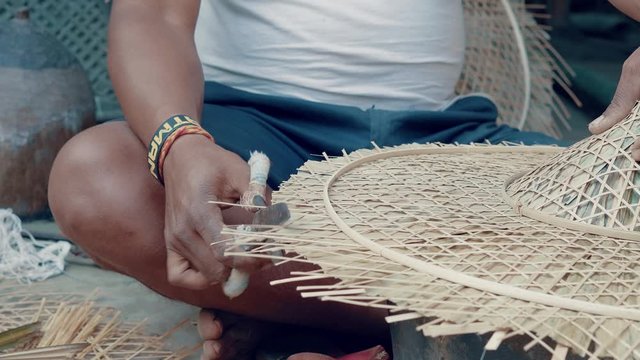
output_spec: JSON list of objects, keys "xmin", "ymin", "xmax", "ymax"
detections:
[{"xmin": 48, "ymin": 122, "xmax": 135, "ymax": 240}]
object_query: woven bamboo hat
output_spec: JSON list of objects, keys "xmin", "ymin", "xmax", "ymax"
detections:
[
  {"xmin": 456, "ymin": 0, "xmax": 577, "ymax": 138},
  {"xmin": 225, "ymin": 104, "xmax": 640, "ymax": 359},
  {"xmin": 506, "ymin": 108, "xmax": 640, "ymax": 240}
]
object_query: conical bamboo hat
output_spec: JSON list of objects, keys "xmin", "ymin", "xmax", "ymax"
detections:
[
  {"xmin": 224, "ymin": 103, "xmax": 640, "ymax": 360},
  {"xmin": 506, "ymin": 103, "xmax": 640, "ymax": 239}
]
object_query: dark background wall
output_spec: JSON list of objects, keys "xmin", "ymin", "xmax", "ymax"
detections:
[{"xmin": 535, "ymin": 0, "xmax": 639, "ymax": 141}]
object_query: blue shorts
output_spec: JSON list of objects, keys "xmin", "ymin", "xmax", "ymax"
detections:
[{"xmin": 201, "ymin": 81, "xmax": 561, "ymax": 189}]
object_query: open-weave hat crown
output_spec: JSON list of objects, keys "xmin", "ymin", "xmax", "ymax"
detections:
[
  {"xmin": 507, "ymin": 103, "xmax": 640, "ymax": 239},
  {"xmin": 225, "ymin": 103, "xmax": 640, "ymax": 359}
]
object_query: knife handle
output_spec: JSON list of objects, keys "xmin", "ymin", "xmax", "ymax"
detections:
[
  {"xmin": 224, "ymin": 151, "xmax": 269, "ymax": 299},
  {"xmin": 223, "ymin": 269, "xmax": 250, "ymax": 299},
  {"xmin": 222, "ymin": 224, "xmax": 252, "ymax": 298},
  {"xmin": 240, "ymin": 151, "xmax": 270, "ymax": 210}
]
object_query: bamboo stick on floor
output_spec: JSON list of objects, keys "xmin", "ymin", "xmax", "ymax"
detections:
[{"xmin": 1, "ymin": 285, "xmax": 196, "ymax": 359}]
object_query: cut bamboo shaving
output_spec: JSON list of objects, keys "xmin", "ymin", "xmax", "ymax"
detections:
[
  {"xmin": 485, "ymin": 330, "xmax": 507, "ymax": 350},
  {"xmin": 384, "ymin": 312, "xmax": 423, "ymax": 323},
  {"xmin": 551, "ymin": 345, "xmax": 569, "ymax": 360},
  {"xmin": 0, "ymin": 323, "xmax": 39, "ymax": 350},
  {"xmin": 207, "ymin": 200, "xmax": 266, "ymax": 210}
]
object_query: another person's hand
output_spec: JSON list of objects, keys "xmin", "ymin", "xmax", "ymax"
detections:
[
  {"xmin": 161, "ymin": 135, "xmax": 264, "ymax": 289},
  {"xmin": 609, "ymin": 0, "xmax": 640, "ymax": 22},
  {"xmin": 588, "ymin": 47, "xmax": 640, "ymax": 159}
]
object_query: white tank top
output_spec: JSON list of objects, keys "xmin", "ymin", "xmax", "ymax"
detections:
[{"xmin": 195, "ymin": 0, "xmax": 465, "ymax": 111}]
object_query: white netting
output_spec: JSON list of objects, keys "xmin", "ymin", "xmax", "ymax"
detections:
[{"xmin": 0, "ymin": 208, "xmax": 69, "ymax": 282}]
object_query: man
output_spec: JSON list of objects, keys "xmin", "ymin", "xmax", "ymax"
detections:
[{"xmin": 47, "ymin": 0, "xmax": 637, "ymax": 359}]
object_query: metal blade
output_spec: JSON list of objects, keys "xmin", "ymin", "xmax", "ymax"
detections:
[{"xmin": 252, "ymin": 202, "xmax": 290, "ymax": 229}]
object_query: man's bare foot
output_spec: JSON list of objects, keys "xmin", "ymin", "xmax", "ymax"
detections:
[
  {"xmin": 287, "ymin": 346, "xmax": 390, "ymax": 360},
  {"xmin": 197, "ymin": 309, "xmax": 388, "ymax": 360},
  {"xmin": 198, "ymin": 310, "xmax": 224, "ymax": 360},
  {"xmin": 287, "ymin": 354, "xmax": 335, "ymax": 360},
  {"xmin": 197, "ymin": 309, "xmax": 275, "ymax": 360}
]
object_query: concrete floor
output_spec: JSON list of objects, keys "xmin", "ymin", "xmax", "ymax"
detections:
[
  {"xmin": 9, "ymin": 220, "xmax": 201, "ymax": 357},
  {"xmin": 17, "ymin": 221, "xmax": 377, "ymax": 359},
  {"xmin": 15, "ymin": 261, "xmax": 202, "ymax": 357}
]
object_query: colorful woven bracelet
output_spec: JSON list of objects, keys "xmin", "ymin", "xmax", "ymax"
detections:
[
  {"xmin": 157, "ymin": 125, "xmax": 214, "ymax": 182},
  {"xmin": 147, "ymin": 115, "xmax": 212, "ymax": 184}
]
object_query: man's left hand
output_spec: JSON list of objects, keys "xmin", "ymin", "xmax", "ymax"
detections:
[{"xmin": 588, "ymin": 47, "xmax": 640, "ymax": 160}]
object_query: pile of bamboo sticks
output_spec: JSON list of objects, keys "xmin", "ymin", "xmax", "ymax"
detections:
[{"xmin": 0, "ymin": 283, "xmax": 199, "ymax": 359}]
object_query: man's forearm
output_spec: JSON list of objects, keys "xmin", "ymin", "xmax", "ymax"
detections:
[
  {"xmin": 610, "ymin": 0, "xmax": 640, "ymax": 21},
  {"xmin": 108, "ymin": 0, "xmax": 203, "ymax": 145}
]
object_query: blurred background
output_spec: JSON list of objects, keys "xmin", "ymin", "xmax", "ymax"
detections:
[
  {"xmin": 2, "ymin": 0, "xmax": 637, "ymax": 134},
  {"xmin": 0, "ymin": 0, "xmax": 638, "ymax": 214},
  {"xmin": 535, "ymin": 0, "xmax": 640, "ymax": 142}
]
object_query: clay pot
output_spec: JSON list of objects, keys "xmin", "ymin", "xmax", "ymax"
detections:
[{"xmin": 0, "ymin": 9, "xmax": 96, "ymax": 216}]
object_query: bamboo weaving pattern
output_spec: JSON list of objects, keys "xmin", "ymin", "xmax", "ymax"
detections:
[
  {"xmin": 458, "ymin": 0, "xmax": 577, "ymax": 137},
  {"xmin": 224, "ymin": 103, "xmax": 640, "ymax": 359}
]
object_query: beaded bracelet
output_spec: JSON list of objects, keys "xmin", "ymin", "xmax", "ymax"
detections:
[{"xmin": 147, "ymin": 115, "xmax": 214, "ymax": 184}]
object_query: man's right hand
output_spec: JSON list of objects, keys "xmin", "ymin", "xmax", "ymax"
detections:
[
  {"xmin": 162, "ymin": 135, "xmax": 251, "ymax": 289},
  {"xmin": 108, "ymin": 0, "xmax": 273, "ymax": 291}
]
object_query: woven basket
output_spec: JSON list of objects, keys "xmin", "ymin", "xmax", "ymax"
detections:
[
  {"xmin": 507, "ymin": 103, "xmax": 640, "ymax": 238},
  {"xmin": 459, "ymin": 0, "xmax": 577, "ymax": 138}
]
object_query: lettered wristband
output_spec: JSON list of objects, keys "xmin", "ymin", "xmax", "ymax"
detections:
[
  {"xmin": 157, "ymin": 125, "xmax": 214, "ymax": 181},
  {"xmin": 147, "ymin": 115, "xmax": 213, "ymax": 184}
]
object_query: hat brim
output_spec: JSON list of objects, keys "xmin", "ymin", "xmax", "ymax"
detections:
[{"xmin": 225, "ymin": 143, "xmax": 640, "ymax": 359}]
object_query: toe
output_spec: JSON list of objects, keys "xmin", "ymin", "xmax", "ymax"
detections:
[
  {"xmin": 198, "ymin": 310, "xmax": 224, "ymax": 340},
  {"xmin": 288, "ymin": 353, "xmax": 335, "ymax": 360},
  {"xmin": 202, "ymin": 340, "xmax": 222, "ymax": 360}
]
